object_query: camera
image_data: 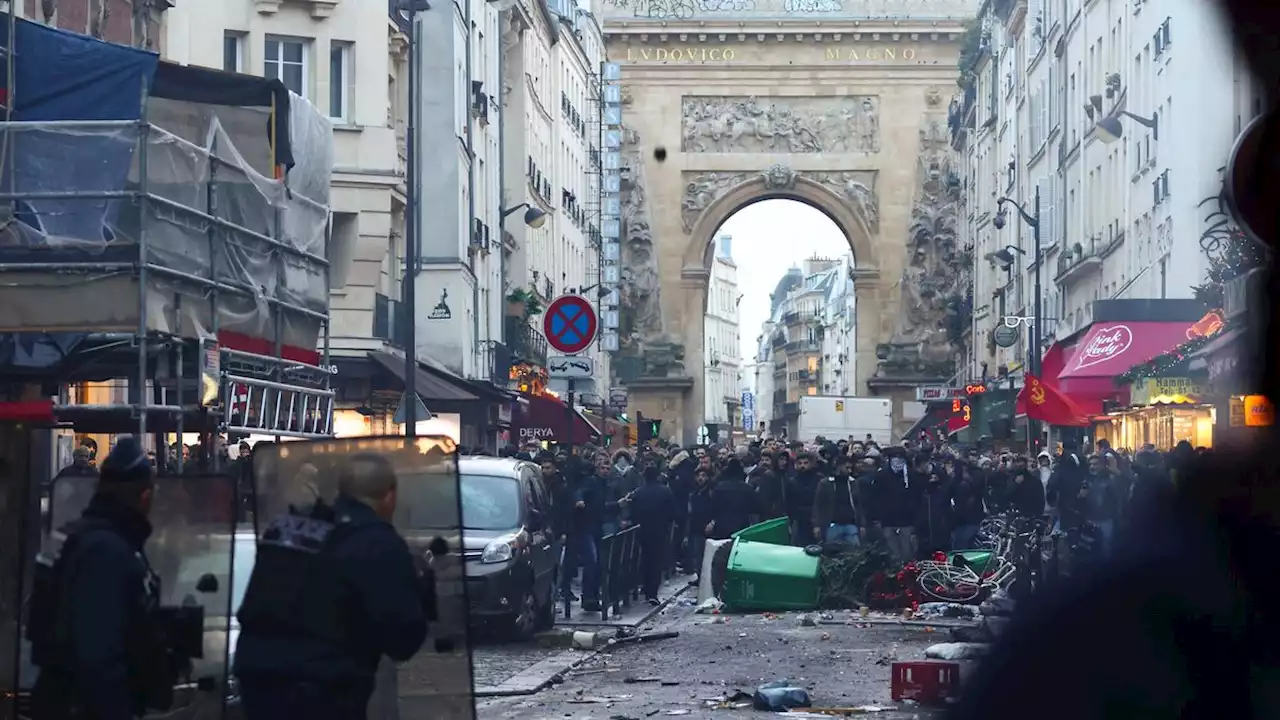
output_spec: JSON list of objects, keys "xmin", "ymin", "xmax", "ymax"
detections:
[{"xmin": 993, "ymin": 206, "xmax": 1008, "ymax": 229}]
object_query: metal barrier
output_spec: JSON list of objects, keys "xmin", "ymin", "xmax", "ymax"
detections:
[{"xmin": 560, "ymin": 521, "xmax": 686, "ymax": 622}]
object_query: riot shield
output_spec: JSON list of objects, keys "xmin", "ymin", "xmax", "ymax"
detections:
[
  {"xmin": 144, "ymin": 472, "xmax": 240, "ymax": 720},
  {"xmin": 250, "ymin": 436, "xmax": 475, "ymax": 720},
  {"xmin": 46, "ymin": 470, "xmax": 97, "ymax": 540}
]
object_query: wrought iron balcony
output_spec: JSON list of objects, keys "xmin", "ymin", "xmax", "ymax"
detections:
[{"xmin": 506, "ymin": 316, "xmax": 547, "ymax": 367}]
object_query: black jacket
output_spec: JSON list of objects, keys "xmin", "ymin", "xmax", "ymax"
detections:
[
  {"xmin": 916, "ymin": 480, "xmax": 952, "ymax": 549},
  {"xmin": 1007, "ymin": 471, "xmax": 1047, "ymax": 518},
  {"xmin": 752, "ymin": 468, "xmax": 789, "ymax": 519},
  {"xmin": 813, "ymin": 475, "xmax": 860, "ymax": 528},
  {"xmin": 949, "ymin": 472, "xmax": 986, "ymax": 527},
  {"xmin": 688, "ymin": 481, "xmax": 715, "ymax": 533},
  {"xmin": 786, "ymin": 470, "xmax": 821, "ymax": 520},
  {"xmin": 709, "ymin": 479, "xmax": 761, "ymax": 540},
  {"xmin": 35, "ymin": 494, "xmax": 155, "ymax": 720},
  {"xmin": 234, "ymin": 495, "xmax": 427, "ymax": 688},
  {"xmin": 871, "ymin": 465, "xmax": 922, "ymax": 528},
  {"xmin": 628, "ymin": 481, "xmax": 676, "ymax": 542}
]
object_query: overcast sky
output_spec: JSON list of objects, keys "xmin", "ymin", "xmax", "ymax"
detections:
[{"xmin": 717, "ymin": 199, "xmax": 852, "ymax": 361}]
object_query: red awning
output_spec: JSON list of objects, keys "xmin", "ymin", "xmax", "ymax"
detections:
[
  {"xmin": 511, "ymin": 393, "xmax": 600, "ymax": 445},
  {"xmin": 1057, "ymin": 321, "xmax": 1195, "ymax": 400}
]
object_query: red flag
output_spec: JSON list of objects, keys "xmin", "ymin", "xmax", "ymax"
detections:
[{"xmin": 1017, "ymin": 373, "xmax": 1091, "ymax": 427}]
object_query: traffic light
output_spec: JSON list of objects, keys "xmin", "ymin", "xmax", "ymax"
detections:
[{"xmin": 637, "ymin": 412, "xmax": 662, "ymax": 442}]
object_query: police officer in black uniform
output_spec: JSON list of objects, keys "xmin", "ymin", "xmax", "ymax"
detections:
[
  {"xmin": 233, "ymin": 451, "xmax": 430, "ymax": 719},
  {"xmin": 29, "ymin": 436, "xmax": 161, "ymax": 720}
]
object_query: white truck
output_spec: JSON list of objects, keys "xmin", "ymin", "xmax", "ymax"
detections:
[{"xmin": 797, "ymin": 396, "xmax": 893, "ymax": 445}]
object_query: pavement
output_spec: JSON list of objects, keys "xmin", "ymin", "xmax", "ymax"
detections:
[
  {"xmin": 471, "ymin": 573, "xmax": 698, "ymax": 696},
  {"xmin": 476, "ymin": 603, "xmax": 959, "ymax": 719}
]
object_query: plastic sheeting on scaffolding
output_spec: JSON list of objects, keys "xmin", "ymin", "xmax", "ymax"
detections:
[{"xmin": 0, "ymin": 12, "xmax": 332, "ymax": 360}]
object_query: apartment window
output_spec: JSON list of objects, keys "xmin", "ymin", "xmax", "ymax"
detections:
[
  {"xmin": 223, "ymin": 33, "xmax": 244, "ymax": 73},
  {"xmin": 264, "ymin": 36, "xmax": 308, "ymax": 97},
  {"xmin": 329, "ymin": 42, "xmax": 353, "ymax": 123}
]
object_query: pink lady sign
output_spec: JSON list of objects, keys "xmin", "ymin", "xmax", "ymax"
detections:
[
  {"xmin": 1059, "ymin": 321, "xmax": 1199, "ymax": 380},
  {"xmin": 1075, "ymin": 325, "xmax": 1134, "ymax": 371}
]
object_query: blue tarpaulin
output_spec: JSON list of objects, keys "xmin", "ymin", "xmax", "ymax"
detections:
[
  {"xmin": 5, "ymin": 13, "xmax": 158, "ymax": 121},
  {"xmin": 0, "ymin": 15, "xmax": 159, "ymax": 244}
]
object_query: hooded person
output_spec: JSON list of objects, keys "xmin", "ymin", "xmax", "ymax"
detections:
[{"xmin": 871, "ymin": 446, "xmax": 922, "ymax": 565}]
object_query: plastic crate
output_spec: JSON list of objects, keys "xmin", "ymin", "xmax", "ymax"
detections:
[
  {"xmin": 721, "ymin": 540, "xmax": 821, "ymax": 611},
  {"xmin": 890, "ymin": 660, "xmax": 960, "ymax": 704}
]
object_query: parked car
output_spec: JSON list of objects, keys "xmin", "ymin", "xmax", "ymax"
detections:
[{"xmin": 400, "ymin": 456, "xmax": 560, "ymax": 640}]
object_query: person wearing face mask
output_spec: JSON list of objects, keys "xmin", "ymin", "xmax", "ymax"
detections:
[
  {"xmin": 871, "ymin": 447, "xmax": 922, "ymax": 565},
  {"xmin": 786, "ymin": 453, "xmax": 822, "ymax": 546},
  {"xmin": 1036, "ymin": 451, "xmax": 1054, "ymax": 514},
  {"xmin": 235, "ymin": 452, "xmax": 430, "ymax": 718},
  {"xmin": 813, "ymin": 455, "xmax": 864, "ymax": 545}
]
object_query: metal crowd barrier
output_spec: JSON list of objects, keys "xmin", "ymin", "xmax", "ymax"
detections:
[{"xmin": 560, "ymin": 522, "xmax": 686, "ymax": 622}]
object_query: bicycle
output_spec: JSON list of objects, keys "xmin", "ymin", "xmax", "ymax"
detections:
[{"xmin": 915, "ymin": 516, "xmax": 1043, "ymax": 603}]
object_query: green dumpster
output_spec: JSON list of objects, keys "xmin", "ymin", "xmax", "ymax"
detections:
[
  {"xmin": 721, "ymin": 540, "xmax": 821, "ymax": 611},
  {"xmin": 731, "ymin": 516, "xmax": 791, "ymax": 545}
]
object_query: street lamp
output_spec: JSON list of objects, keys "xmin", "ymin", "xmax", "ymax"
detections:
[
  {"xmin": 501, "ymin": 202, "xmax": 549, "ymax": 229},
  {"xmin": 396, "ymin": 0, "xmax": 432, "ymax": 438},
  {"xmin": 983, "ymin": 244, "xmax": 1026, "ymax": 267},
  {"xmin": 994, "ymin": 186, "xmax": 1042, "ymax": 451},
  {"xmin": 1095, "ymin": 110, "xmax": 1159, "ymax": 144}
]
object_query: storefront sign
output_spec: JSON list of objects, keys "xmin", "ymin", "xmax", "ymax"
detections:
[
  {"xmin": 965, "ymin": 383, "xmax": 989, "ymax": 395},
  {"xmin": 1244, "ymin": 394, "xmax": 1275, "ymax": 427},
  {"xmin": 1230, "ymin": 396, "xmax": 1247, "ymax": 427},
  {"xmin": 1186, "ymin": 311, "xmax": 1225, "ymax": 340},
  {"xmin": 916, "ymin": 386, "xmax": 966, "ymax": 401},
  {"xmin": 1131, "ymin": 376, "xmax": 1205, "ymax": 405}
]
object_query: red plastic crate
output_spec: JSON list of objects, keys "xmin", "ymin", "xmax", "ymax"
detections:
[{"xmin": 891, "ymin": 660, "xmax": 960, "ymax": 704}]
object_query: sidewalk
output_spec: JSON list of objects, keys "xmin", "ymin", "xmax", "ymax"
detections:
[{"xmin": 473, "ymin": 576, "xmax": 694, "ymax": 697}]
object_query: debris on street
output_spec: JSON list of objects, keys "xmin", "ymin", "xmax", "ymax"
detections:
[{"xmin": 753, "ymin": 680, "xmax": 814, "ymax": 711}]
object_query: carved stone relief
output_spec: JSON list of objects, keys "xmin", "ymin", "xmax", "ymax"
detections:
[
  {"xmin": 680, "ymin": 172, "xmax": 755, "ymax": 232},
  {"xmin": 809, "ymin": 171, "xmax": 880, "ymax": 232},
  {"xmin": 617, "ymin": 126, "xmax": 687, "ymax": 378},
  {"xmin": 875, "ymin": 116, "xmax": 969, "ymax": 379},
  {"xmin": 681, "ymin": 95, "xmax": 880, "ymax": 154},
  {"xmin": 680, "ymin": 168, "xmax": 880, "ymax": 234}
]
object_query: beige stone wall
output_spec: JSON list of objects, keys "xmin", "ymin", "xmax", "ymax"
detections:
[{"xmin": 610, "ymin": 24, "xmax": 964, "ymax": 442}]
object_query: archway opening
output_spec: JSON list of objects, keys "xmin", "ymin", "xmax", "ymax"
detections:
[{"xmin": 702, "ymin": 198, "xmax": 857, "ymax": 442}]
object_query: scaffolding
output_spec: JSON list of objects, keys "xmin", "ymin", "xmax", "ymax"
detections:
[{"xmin": 0, "ymin": 12, "xmax": 336, "ymax": 460}]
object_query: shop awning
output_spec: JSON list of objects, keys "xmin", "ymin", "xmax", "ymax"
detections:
[
  {"xmin": 1034, "ymin": 338, "xmax": 1105, "ymax": 417},
  {"xmin": 1057, "ymin": 321, "xmax": 1196, "ymax": 397},
  {"xmin": 511, "ymin": 393, "xmax": 600, "ymax": 445},
  {"xmin": 369, "ymin": 351, "xmax": 477, "ymax": 402}
]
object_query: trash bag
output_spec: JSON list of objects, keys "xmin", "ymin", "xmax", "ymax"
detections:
[{"xmin": 753, "ymin": 680, "xmax": 812, "ymax": 711}]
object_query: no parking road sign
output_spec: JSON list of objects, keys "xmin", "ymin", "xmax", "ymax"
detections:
[{"xmin": 543, "ymin": 295, "xmax": 598, "ymax": 355}]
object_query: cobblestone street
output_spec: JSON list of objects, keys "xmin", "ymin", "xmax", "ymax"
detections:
[{"xmin": 477, "ymin": 604, "xmax": 949, "ymax": 719}]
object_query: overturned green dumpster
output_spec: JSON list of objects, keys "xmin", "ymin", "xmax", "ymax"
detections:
[{"xmin": 721, "ymin": 517, "xmax": 822, "ymax": 612}]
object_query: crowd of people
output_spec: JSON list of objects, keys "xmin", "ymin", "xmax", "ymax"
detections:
[{"xmin": 500, "ymin": 433, "xmax": 1198, "ymax": 611}]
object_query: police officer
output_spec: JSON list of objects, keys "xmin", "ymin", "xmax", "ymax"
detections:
[
  {"xmin": 234, "ymin": 451, "xmax": 430, "ymax": 719},
  {"xmin": 29, "ymin": 436, "xmax": 161, "ymax": 720}
]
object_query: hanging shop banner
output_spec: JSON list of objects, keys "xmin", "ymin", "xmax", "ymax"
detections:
[
  {"xmin": 1244, "ymin": 394, "xmax": 1275, "ymax": 427},
  {"xmin": 1130, "ymin": 376, "xmax": 1206, "ymax": 406}
]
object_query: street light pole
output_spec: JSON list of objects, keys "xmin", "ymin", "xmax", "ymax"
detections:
[
  {"xmin": 996, "ymin": 185, "xmax": 1042, "ymax": 449},
  {"xmin": 399, "ymin": 0, "xmax": 430, "ymax": 438}
]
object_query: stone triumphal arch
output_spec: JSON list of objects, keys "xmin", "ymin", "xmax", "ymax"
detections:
[{"xmin": 604, "ymin": 0, "xmax": 976, "ymax": 442}]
